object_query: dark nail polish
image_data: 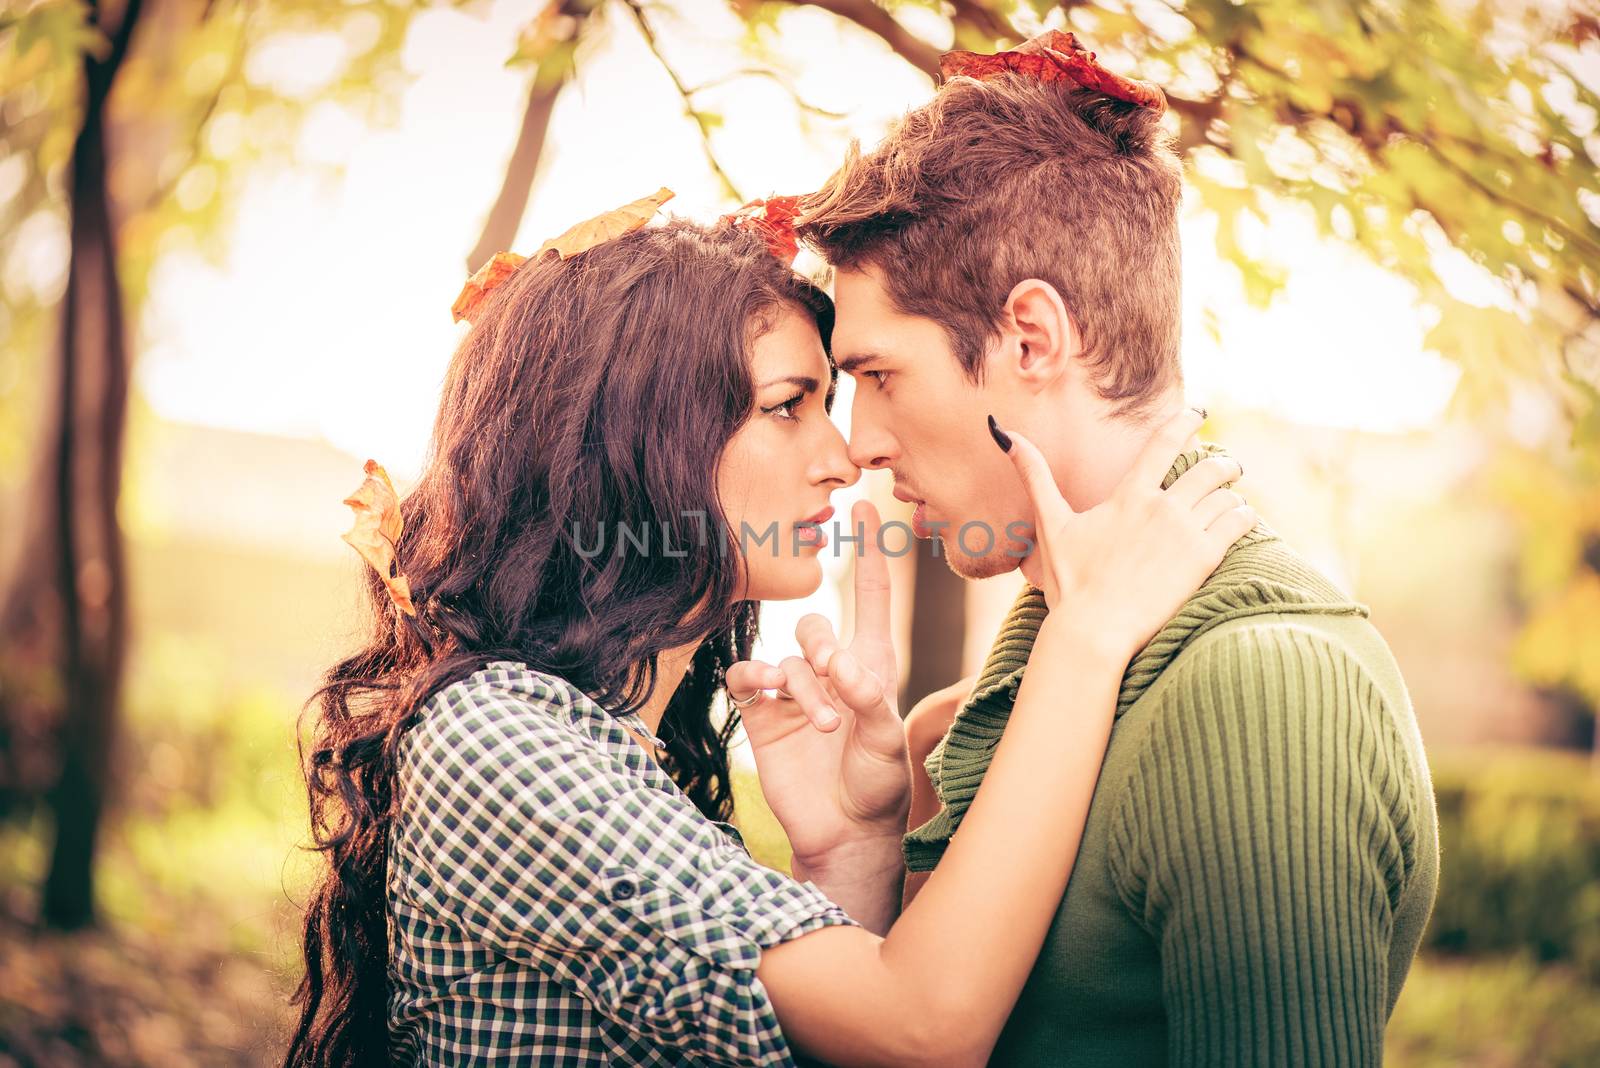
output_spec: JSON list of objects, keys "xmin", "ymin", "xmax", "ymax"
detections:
[{"xmin": 988, "ymin": 414, "xmax": 1012, "ymax": 453}]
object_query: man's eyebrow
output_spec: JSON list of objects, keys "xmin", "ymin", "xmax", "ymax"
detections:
[
  {"xmin": 834, "ymin": 351, "xmax": 883, "ymax": 374},
  {"xmin": 756, "ymin": 374, "xmax": 823, "ymax": 391}
]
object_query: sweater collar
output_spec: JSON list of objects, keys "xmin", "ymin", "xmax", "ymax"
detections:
[{"xmin": 903, "ymin": 442, "xmax": 1370, "ymax": 870}]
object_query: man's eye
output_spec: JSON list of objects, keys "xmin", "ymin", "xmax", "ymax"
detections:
[{"xmin": 865, "ymin": 370, "xmax": 891, "ymax": 388}]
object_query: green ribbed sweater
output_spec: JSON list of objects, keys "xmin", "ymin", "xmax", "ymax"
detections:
[{"xmin": 904, "ymin": 448, "xmax": 1440, "ymax": 1066}]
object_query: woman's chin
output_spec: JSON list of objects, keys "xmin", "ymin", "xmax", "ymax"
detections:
[{"xmin": 746, "ymin": 557, "xmax": 825, "ymax": 602}]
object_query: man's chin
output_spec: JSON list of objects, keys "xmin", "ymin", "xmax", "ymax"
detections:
[{"xmin": 937, "ymin": 537, "xmax": 1021, "ymax": 581}]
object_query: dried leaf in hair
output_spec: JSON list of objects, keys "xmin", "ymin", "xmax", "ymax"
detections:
[
  {"xmin": 533, "ymin": 186, "xmax": 677, "ymax": 261},
  {"xmin": 451, "ymin": 252, "xmax": 528, "ymax": 324},
  {"xmin": 450, "ymin": 188, "xmax": 676, "ymax": 323},
  {"xmin": 724, "ymin": 195, "xmax": 803, "ymax": 265},
  {"xmin": 341, "ymin": 459, "xmax": 416, "ymax": 617},
  {"xmin": 939, "ymin": 30, "xmax": 1167, "ymax": 114}
]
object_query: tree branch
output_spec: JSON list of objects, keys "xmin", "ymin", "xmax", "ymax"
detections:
[
  {"xmin": 466, "ymin": 70, "xmax": 570, "ymax": 271},
  {"xmin": 685, "ymin": 67, "xmax": 850, "ymax": 119},
  {"xmin": 782, "ymin": 0, "xmax": 941, "ymax": 79},
  {"xmin": 947, "ymin": 0, "xmax": 1019, "ymax": 44},
  {"xmin": 623, "ymin": 0, "xmax": 743, "ymax": 201},
  {"xmin": 466, "ymin": 0, "xmax": 597, "ymax": 271}
]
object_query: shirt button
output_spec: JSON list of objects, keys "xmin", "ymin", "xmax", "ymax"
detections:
[{"xmin": 612, "ymin": 877, "xmax": 637, "ymax": 900}]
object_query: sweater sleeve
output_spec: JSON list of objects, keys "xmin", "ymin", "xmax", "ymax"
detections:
[{"xmin": 1107, "ymin": 621, "xmax": 1423, "ymax": 1067}]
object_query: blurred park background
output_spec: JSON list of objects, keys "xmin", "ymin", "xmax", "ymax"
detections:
[{"xmin": 2, "ymin": 0, "xmax": 1599, "ymax": 1064}]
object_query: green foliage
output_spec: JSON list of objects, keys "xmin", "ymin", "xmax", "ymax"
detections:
[
  {"xmin": 1387, "ymin": 952, "xmax": 1600, "ymax": 1068},
  {"xmin": 1425, "ymin": 749, "xmax": 1600, "ymax": 980},
  {"xmin": 0, "ymin": 0, "xmax": 431, "ymax": 472},
  {"xmin": 732, "ymin": 762, "xmax": 794, "ymax": 872}
]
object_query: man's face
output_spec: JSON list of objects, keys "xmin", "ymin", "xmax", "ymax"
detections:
[{"xmin": 832, "ymin": 264, "xmax": 1031, "ymax": 580}]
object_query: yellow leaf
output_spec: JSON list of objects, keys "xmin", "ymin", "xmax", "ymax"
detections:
[
  {"xmin": 340, "ymin": 459, "xmax": 416, "ymax": 617},
  {"xmin": 533, "ymin": 187, "xmax": 675, "ymax": 260}
]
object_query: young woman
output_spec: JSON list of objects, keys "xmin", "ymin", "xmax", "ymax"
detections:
[{"xmin": 284, "ymin": 213, "xmax": 1251, "ymax": 1067}]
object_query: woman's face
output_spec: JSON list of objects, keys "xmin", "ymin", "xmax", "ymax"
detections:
[{"xmin": 718, "ymin": 304, "xmax": 859, "ymax": 601}]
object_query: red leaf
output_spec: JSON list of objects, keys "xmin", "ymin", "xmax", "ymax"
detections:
[
  {"xmin": 940, "ymin": 30, "xmax": 1166, "ymax": 114},
  {"xmin": 724, "ymin": 195, "xmax": 803, "ymax": 265}
]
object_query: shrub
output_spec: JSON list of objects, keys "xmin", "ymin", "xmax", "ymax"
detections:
[{"xmin": 1425, "ymin": 748, "xmax": 1600, "ymax": 980}]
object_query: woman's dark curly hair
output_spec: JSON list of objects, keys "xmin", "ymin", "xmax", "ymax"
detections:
[{"xmin": 283, "ymin": 218, "xmax": 834, "ymax": 1067}]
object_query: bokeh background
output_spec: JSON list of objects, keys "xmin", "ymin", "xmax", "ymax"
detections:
[{"xmin": 2, "ymin": 0, "xmax": 1599, "ymax": 1064}]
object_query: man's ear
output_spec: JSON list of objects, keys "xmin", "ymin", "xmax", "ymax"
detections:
[{"xmin": 1003, "ymin": 278, "xmax": 1081, "ymax": 388}]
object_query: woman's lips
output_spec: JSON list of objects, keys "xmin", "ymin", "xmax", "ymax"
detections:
[{"xmin": 797, "ymin": 505, "xmax": 833, "ymax": 549}]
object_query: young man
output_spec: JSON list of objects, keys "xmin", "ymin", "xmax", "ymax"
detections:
[{"xmin": 794, "ymin": 34, "xmax": 1440, "ymax": 1066}]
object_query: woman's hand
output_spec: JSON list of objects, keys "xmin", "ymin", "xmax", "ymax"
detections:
[
  {"xmin": 727, "ymin": 499, "xmax": 910, "ymax": 883},
  {"xmin": 992, "ymin": 407, "xmax": 1253, "ymax": 665}
]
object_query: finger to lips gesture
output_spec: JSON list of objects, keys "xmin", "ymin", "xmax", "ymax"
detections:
[{"xmin": 725, "ymin": 498, "xmax": 899, "ymax": 739}]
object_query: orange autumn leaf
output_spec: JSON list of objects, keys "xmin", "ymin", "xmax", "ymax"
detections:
[
  {"xmin": 341, "ymin": 459, "xmax": 416, "ymax": 617},
  {"xmin": 451, "ymin": 252, "xmax": 528, "ymax": 324},
  {"xmin": 940, "ymin": 30, "xmax": 1167, "ymax": 114},
  {"xmin": 724, "ymin": 195, "xmax": 802, "ymax": 265}
]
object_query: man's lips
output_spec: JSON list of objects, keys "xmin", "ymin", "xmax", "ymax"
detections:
[{"xmin": 891, "ymin": 486, "xmax": 923, "ymax": 505}]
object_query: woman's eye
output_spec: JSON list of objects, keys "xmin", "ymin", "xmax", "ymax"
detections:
[
  {"xmin": 865, "ymin": 370, "xmax": 891, "ymax": 389},
  {"xmin": 761, "ymin": 393, "xmax": 804, "ymax": 421}
]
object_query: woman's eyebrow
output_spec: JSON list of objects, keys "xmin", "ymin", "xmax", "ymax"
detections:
[{"xmin": 757, "ymin": 374, "xmax": 823, "ymax": 391}]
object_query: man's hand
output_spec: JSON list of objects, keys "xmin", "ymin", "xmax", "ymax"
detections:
[
  {"xmin": 905, "ymin": 672, "xmax": 979, "ymax": 766},
  {"xmin": 727, "ymin": 500, "xmax": 910, "ymax": 930}
]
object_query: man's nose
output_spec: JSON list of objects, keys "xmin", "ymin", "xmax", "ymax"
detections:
[
  {"xmin": 847, "ymin": 383, "xmax": 898, "ymax": 470},
  {"xmin": 847, "ymin": 421, "xmax": 896, "ymax": 472}
]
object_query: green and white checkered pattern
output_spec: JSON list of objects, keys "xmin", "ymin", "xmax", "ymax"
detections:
[{"xmin": 387, "ymin": 660, "xmax": 857, "ymax": 1065}]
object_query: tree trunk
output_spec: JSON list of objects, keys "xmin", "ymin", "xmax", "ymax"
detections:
[
  {"xmin": 465, "ymin": 0, "xmax": 597, "ymax": 272},
  {"xmin": 901, "ymin": 549, "xmax": 967, "ymax": 712},
  {"xmin": 18, "ymin": 0, "xmax": 143, "ymax": 930},
  {"xmin": 465, "ymin": 72, "xmax": 569, "ymax": 273}
]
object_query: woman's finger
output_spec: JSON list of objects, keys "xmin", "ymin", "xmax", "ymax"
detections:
[
  {"xmin": 725, "ymin": 659, "xmax": 786, "ymax": 705},
  {"xmin": 849, "ymin": 498, "xmax": 893, "ymax": 652},
  {"xmin": 827, "ymin": 648, "xmax": 891, "ymax": 724},
  {"xmin": 795, "ymin": 613, "xmax": 842, "ymax": 679},
  {"xmin": 1165, "ymin": 455, "xmax": 1243, "ymax": 509},
  {"xmin": 1192, "ymin": 486, "xmax": 1246, "ymax": 529},
  {"xmin": 1206, "ymin": 503, "xmax": 1258, "ymax": 551},
  {"xmin": 777, "ymin": 655, "xmax": 841, "ymax": 732},
  {"xmin": 828, "ymin": 649, "xmax": 904, "ymax": 753},
  {"xmin": 1121, "ymin": 406, "xmax": 1207, "ymax": 491},
  {"xmin": 989, "ymin": 417, "xmax": 1072, "ymax": 534}
]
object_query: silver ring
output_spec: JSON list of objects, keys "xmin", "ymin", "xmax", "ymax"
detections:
[{"xmin": 729, "ymin": 689, "xmax": 761, "ymax": 709}]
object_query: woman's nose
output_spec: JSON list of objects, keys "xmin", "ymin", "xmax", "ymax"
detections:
[{"xmin": 814, "ymin": 423, "xmax": 862, "ymax": 488}]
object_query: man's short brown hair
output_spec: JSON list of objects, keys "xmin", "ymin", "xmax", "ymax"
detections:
[{"xmin": 798, "ymin": 74, "xmax": 1184, "ymax": 414}]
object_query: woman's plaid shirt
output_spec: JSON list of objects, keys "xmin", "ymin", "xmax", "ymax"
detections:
[{"xmin": 386, "ymin": 659, "xmax": 858, "ymax": 1065}]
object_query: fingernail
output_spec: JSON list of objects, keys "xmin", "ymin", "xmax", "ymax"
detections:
[
  {"xmin": 987, "ymin": 414, "xmax": 1012, "ymax": 453},
  {"xmin": 835, "ymin": 653, "xmax": 857, "ymax": 681},
  {"xmin": 819, "ymin": 706, "xmax": 840, "ymax": 727}
]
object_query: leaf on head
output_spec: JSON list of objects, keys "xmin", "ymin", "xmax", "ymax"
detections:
[
  {"xmin": 939, "ymin": 30, "xmax": 1167, "ymax": 114},
  {"xmin": 341, "ymin": 459, "xmax": 416, "ymax": 617}
]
